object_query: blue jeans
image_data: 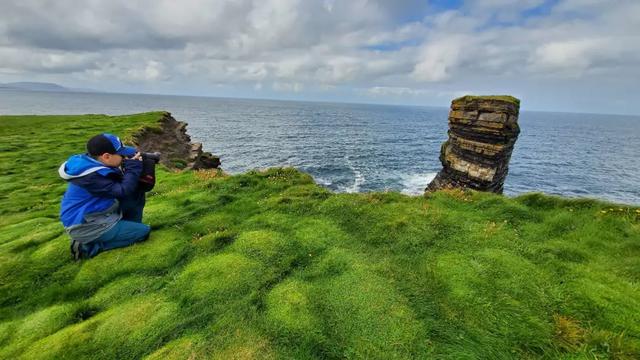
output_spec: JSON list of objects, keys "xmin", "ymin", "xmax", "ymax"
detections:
[{"xmin": 83, "ymin": 190, "xmax": 150, "ymax": 258}]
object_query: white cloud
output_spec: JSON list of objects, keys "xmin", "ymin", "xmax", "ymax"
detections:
[
  {"xmin": 411, "ymin": 36, "xmax": 466, "ymax": 82},
  {"xmin": 83, "ymin": 57, "xmax": 170, "ymax": 83},
  {"xmin": 272, "ymin": 81, "xmax": 303, "ymax": 92},
  {"xmin": 367, "ymin": 86, "xmax": 429, "ymax": 96},
  {"xmin": 530, "ymin": 39, "xmax": 600, "ymax": 75},
  {"xmin": 139, "ymin": 60, "xmax": 168, "ymax": 81},
  {"xmin": 0, "ymin": 0, "xmax": 638, "ymax": 113},
  {"xmin": 0, "ymin": 47, "xmax": 98, "ymax": 73}
]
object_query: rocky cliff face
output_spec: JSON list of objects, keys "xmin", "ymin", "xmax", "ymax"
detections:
[
  {"xmin": 426, "ymin": 95, "xmax": 520, "ymax": 194},
  {"xmin": 132, "ymin": 112, "xmax": 221, "ymax": 170}
]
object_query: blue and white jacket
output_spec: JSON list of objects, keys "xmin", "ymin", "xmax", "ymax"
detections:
[{"xmin": 59, "ymin": 154, "xmax": 142, "ymax": 243}]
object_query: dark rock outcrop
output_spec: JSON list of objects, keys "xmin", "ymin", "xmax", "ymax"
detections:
[
  {"xmin": 426, "ymin": 95, "xmax": 520, "ymax": 194},
  {"xmin": 132, "ymin": 112, "xmax": 221, "ymax": 170}
]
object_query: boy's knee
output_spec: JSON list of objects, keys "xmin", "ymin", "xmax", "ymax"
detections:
[
  {"xmin": 141, "ymin": 224, "xmax": 151, "ymax": 241},
  {"xmin": 120, "ymin": 220, "xmax": 150, "ymax": 244},
  {"xmin": 133, "ymin": 223, "xmax": 151, "ymax": 243}
]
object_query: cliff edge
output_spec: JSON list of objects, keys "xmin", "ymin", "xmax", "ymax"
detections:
[{"xmin": 130, "ymin": 111, "xmax": 221, "ymax": 170}]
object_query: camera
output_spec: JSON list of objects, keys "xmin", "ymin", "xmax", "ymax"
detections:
[
  {"xmin": 133, "ymin": 152, "xmax": 161, "ymax": 163},
  {"xmin": 137, "ymin": 152, "xmax": 160, "ymax": 192}
]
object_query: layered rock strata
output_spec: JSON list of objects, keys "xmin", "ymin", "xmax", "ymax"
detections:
[
  {"xmin": 132, "ymin": 112, "xmax": 221, "ymax": 170},
  {"xmin": 426, "ymin": 95, "xmax": 520, "ymax": 194}
]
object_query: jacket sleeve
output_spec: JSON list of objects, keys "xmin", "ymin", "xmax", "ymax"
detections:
[{"xmin": 72, "ymin": 160, "xmax": 143, "ymax": 199}]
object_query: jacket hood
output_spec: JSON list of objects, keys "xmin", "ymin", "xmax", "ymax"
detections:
[{"xmin": 59, "ymin": 154, "xmax": 113, "ymax": 180}]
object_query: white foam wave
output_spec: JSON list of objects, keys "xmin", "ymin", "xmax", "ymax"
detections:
[
  {"xmin": 314, "ymin": 176, "xmax": 333, "ymax": 186},
  {"xmin": 400, "ymin": 172, "xmax": 437, "ymax": 195},
  {"xmin": 343, "ymin": 155, "xmax": 365, "ymax": 193}
]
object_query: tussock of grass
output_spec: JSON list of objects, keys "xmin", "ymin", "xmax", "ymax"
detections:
[{"xmin": 1, "ymin": 112, "xmax": 639, "ymax": 359}]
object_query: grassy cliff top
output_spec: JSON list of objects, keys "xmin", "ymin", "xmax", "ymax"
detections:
[
  {"xmin": 453, "ymin": 95, "xmax": 521, "ymax": 106},
  {"xmin": 0, "ymin": 112, "xmax": 639, "ymax": 359}
]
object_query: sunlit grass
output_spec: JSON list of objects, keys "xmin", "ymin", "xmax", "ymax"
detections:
[{"xmin": 0, "ymin": 112, "xmax": 639, "ymax": 359}]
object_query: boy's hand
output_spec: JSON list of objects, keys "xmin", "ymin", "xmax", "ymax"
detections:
[{"xmin": 131, "ymin": 152, "xmax": 143, "ymax": 161}]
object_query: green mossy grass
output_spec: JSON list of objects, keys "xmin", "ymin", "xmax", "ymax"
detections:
[
  {"xmin": 453, "ymin": 95, "xmax": 521, "ymax": 105},
  {"xmin": 1, "ymin": 113, "xmax": 639, "ymax": 359}
]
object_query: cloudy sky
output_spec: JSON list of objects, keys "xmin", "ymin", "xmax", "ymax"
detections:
[{"xmin": 1, "ymin": 0, "xmax": 638, "ymax": 114}]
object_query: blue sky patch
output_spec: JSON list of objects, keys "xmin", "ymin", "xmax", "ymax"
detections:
[
  {"xmin": 522, "ymin": 0, "xmax": 561, "ymax": 19},
  {"xmin": 364, "ymin": 39, "xmax": 422, "ymax": 52}
]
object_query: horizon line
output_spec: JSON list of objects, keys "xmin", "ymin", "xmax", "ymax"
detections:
[{"xmin": 2, "ymin": 86, "xmax": 639, "ymax": 117}]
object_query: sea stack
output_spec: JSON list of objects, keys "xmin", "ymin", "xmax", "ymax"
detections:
[{"xmin": 426, "ymin": 95, "xmax": 520, "ymax": 194}]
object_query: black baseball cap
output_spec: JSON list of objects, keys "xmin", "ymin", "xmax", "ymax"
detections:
[{"xmin": 86, "ymin": 133, "xmax": 137, "ymax": 157}]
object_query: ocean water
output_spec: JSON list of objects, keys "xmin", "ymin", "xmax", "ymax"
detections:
[{"xmin": 1, "ymin": 90, "xmax": 639, "ymax": 205}]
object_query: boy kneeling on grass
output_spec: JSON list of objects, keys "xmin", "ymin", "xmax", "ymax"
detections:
[{"xmin": 59, "ymin": 133, "xmax": 155, "ymax": 260}]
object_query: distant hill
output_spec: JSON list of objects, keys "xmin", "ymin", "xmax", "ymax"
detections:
[{"xmin": 0, "ymin": 81, "xmax": 98, "ymax": 93}]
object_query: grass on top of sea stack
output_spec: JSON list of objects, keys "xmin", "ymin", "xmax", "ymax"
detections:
[
  {"xmin": 453, "ymin": 94, "xmax": 521, "ymax": 105},
  {"xmin": 0, "ymin": 112, "xmax": 639, "ymax": 359}
]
